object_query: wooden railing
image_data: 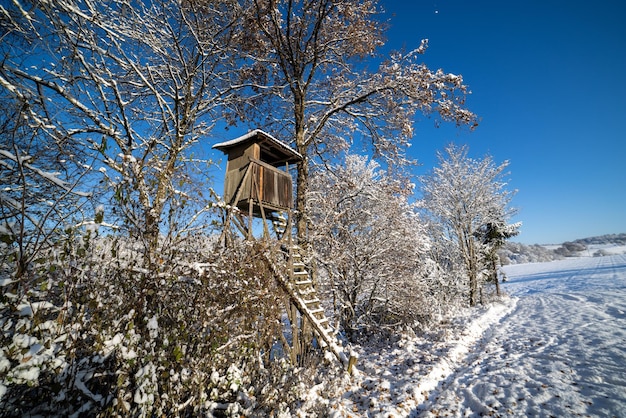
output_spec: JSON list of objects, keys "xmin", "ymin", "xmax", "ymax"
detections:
[{"xmin": 224, "ymin": 158, "xmax": 294, "ymax": 212}]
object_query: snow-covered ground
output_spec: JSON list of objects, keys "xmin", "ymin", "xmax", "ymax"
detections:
[
  {"xmin": 587, "ymin": 244, "xmax": 626, "ymax": 255},
  {"xmin": 332, "ymin": 254, "xmax": 626, "ymax": 417}
]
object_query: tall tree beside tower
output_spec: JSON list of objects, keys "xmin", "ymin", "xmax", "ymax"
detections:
[{"xmin": 233, "ymin": 0, "xmax": 477, "ymax": 241}]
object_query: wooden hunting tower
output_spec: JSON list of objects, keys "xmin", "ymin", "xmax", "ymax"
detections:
[
  {"xmin": 212, "ymin": 129, "xmax": 354, "ymax": 371},
  {"xmin": 213, "ymin": 129, "xmax": 302, "ymax": 220}
]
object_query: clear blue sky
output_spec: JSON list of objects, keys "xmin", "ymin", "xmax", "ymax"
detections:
[
  {"xmin": 208, "ymin": 0, "xmax": 626, "ymax": 245},
  {"xmin": 377, "ymin": 0, "xmax": 626, "ymax": 244}
]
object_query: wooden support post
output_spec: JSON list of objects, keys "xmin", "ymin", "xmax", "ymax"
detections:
[
  {"xmin": 232, "ymin": 213, "xmax": 249, "ymax": 237},
  {"xmin": 347, "ymin": 353, "xmax": 358, "ymax": 374},
  {"xmin": 259, "ymin": 202, "xmax": 270, "ymax": 240},
  {"xmin": 290, "ymin": 302, "xmax": 300, "ymax": 363},
  {"xmin": 247, "ymin": 201, "xmax": 252, "ymax": 240},
  {"xmin": 221, "ymin": 164, "xmax": 252, "ymax": 244}
]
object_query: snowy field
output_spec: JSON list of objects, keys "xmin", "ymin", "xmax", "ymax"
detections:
[{"xmin": 332, "ymin": 254, "xmax": 626, "ymax": 417}]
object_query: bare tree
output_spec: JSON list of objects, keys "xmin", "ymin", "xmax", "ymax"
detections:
[
  {"xmin": 308, "ymin": 155, "xmax": 431, "ymax": 340},
  {"xmin": 0, "ymin": 0, "xmax": 244, "ymax": 268},
  {"xmin": 0, "ymin": 99, "xmax": 92, "ymax": 285},
  {"xmin": 232, "ymin": 0, "xmax": 477, "ymax": 242},
  {"xmin": 421, "ymin": 144, "xmax": 519, "ymax": 306}
]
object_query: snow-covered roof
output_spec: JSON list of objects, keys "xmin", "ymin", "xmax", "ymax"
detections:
[{"xmin": 213, "ymin": 129, "xmax": 302, "ymax": 165}]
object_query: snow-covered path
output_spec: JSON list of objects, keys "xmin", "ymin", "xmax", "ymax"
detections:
[{"xmin": 421, "ymin": 254, "xmax": 626, "ymax": 417}]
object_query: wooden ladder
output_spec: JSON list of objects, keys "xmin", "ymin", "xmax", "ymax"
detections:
[{"xmin": 263, "ymin": 245, "xmax": 356, "ymax": 372}]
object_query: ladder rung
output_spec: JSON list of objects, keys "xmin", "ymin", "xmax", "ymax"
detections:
[{"xmin": 264, "ymin": 251, "xmax": 348, "ymax": 368}]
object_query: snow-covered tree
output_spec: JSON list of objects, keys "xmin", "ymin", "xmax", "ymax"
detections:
[
  {"xmin": 475, "ymin": 220, "xmax": 520, "ymax": 295},
  {"xmin": 0, "ymin": 0, "xmax": 243, "ymax": 268},
  {"xmin": 2, "ymin": 2, "xmax": 324, "ymax": 415},
  {"xmin": 308, "ymin": 155, "xmax": 432, "ymax": 340},
  {"xmin": 0, "ymin": 98, "xmax": 94, "ymax": 282},
  {"xmin": 421, "ymin": 144, "xmax": 519, "ymax": 306},
  {"xmin": 234, "ymin": 0, "xmax": 477, "ymax": 241}
]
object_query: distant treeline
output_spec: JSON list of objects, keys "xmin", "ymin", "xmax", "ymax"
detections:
[
  {"xmin": 499, "ymin": 233, "xmax": 626, "ymax": 264},
  {"xmin": 572, "ymin": 233, "xmax": 626, "ymax": 246}
]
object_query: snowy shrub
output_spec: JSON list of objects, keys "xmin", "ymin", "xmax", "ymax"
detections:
[
  {"xmin": 308, "ymin": 155, "xmax": 435, "ymax": 342},
  {"xmin": 554, "ymin": 241, "xmax": 588, "ymax": 257},
  {"xmin": 0, "ymin": 231, "xmax": 331, "ymax": 416}
]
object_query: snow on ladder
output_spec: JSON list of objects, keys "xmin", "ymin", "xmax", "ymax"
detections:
[{"xmin": 263, "ymin": 245, "xmax": 357, "ymax": 372}]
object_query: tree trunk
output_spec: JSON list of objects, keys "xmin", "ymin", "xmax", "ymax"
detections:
[
  {"xmin": 492, "ymin": 254, "xmax": 500, "ymax": 297},
  {"xmin": 467, "ymin": 237, "xmax": 479, "ymax": 307},
  {"xmin": 145, "ymin": 210, "xmax": 160, "ymax": 268},
  {"xmin": 468, "ymin": 263, "xmax": 478, "ymax": 306},
  {"xmin": 295, "ymin": 155, "xmax": 308, "ymax": 244},
  {"xmin": 293, "ymin": 89, "xmax": 308, "ymax": 244}
]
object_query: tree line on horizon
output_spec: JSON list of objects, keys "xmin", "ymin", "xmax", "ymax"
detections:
[{"xmin": 500, "ymin": 233, "xmax": 626, "ymax": 264}]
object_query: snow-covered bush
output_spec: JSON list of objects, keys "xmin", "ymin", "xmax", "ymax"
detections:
[
  {"xmin": 554, "ymin": 241, "xmax": 587, "ymax": 257},
  {"xmin": 0, "ymin": 231, "xmax": 327, "ymax": 416},
  {"xmin": 308, "ymin": 155, "xmax": 436, "ymax": 341}
]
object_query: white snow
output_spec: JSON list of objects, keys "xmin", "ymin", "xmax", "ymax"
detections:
[
  {"xmin": 74, "ymin": 370, "xmax": 104, "ymax": 404},
  {"xmin": 212, "ymin": 129, "xmax": 303, "ymax": 161},
  {"xmin": 146, "ymin": 315, "xmax": 158, "ymax": 339},
  {"xmin": 13, "ymin": 366, "xmax": 40, "ymax": 382},
  {"xmin": 333, "ymin": 253, "xmax": 626, "ymax": 417},
  {"xmin": 17, "ymin": 301, "xmax": 57, "ymax": 317}
]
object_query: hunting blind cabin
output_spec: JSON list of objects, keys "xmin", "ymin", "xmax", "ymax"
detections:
[
  {"xmin": 213, "ymin": 130, "xmax": 355, "ymax": 370},
  {"xmin": 213, "ymin": 129, "xmax": 300, "ymax": 238}
]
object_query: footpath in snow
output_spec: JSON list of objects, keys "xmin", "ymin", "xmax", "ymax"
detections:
[{"xmin": 335, "ymin": 254, "xmax": 626, "ymax": 417}]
